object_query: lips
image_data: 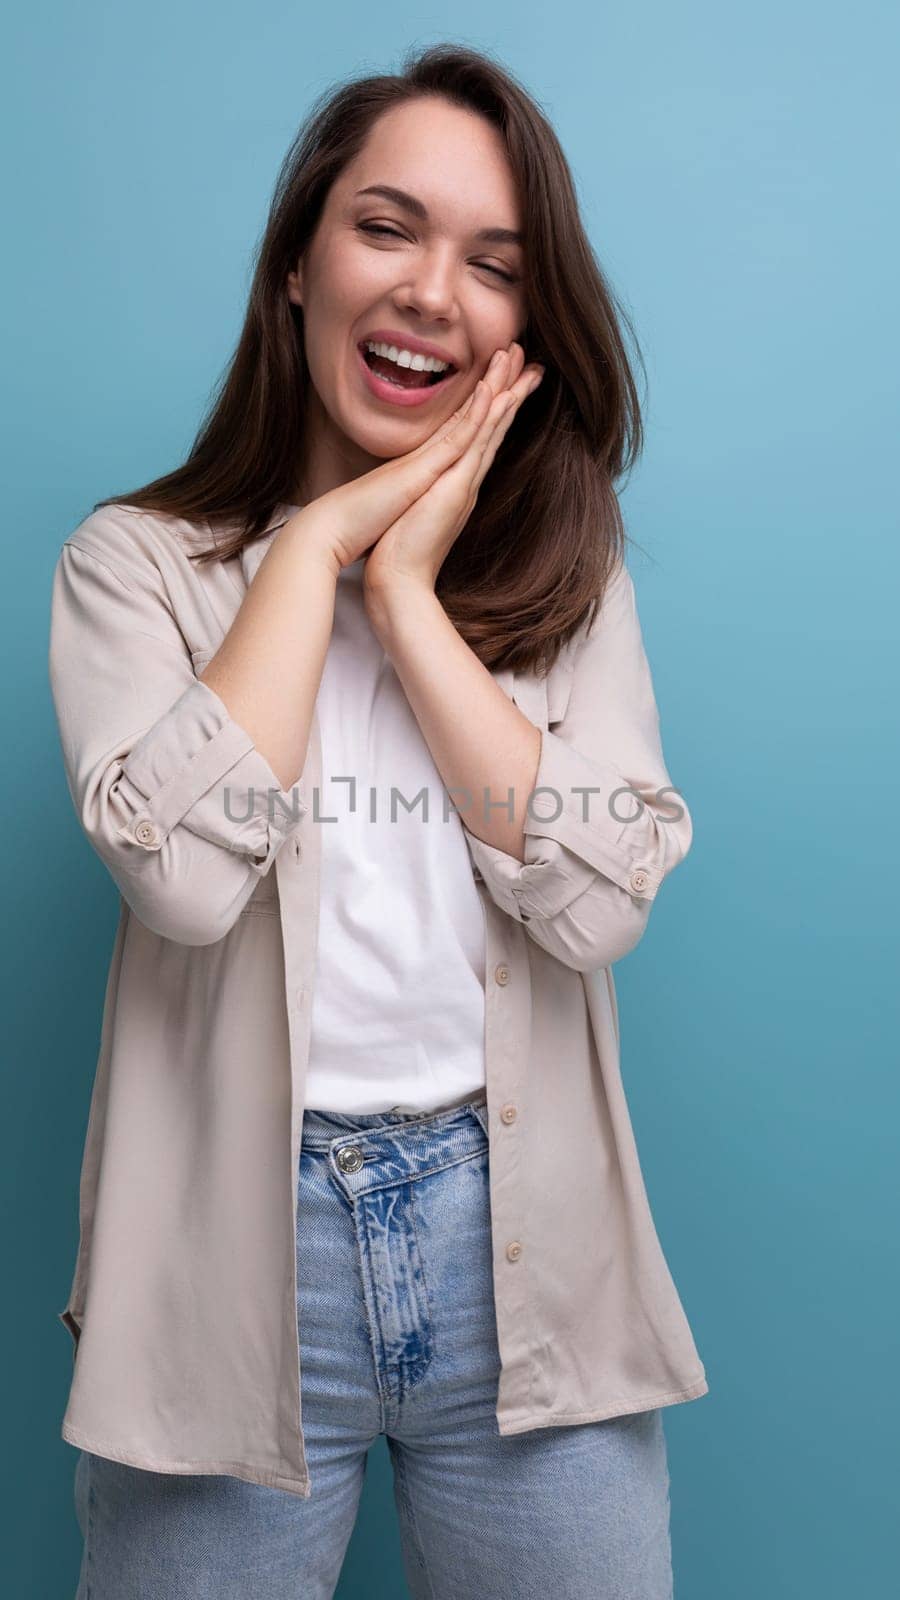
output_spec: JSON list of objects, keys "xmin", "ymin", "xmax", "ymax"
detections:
[
  {"xmin": 358, "ymin": 329, "xmax": 459, "ymax": 367},
  {"xmin": 355, "ymin": 342, "xmax": 458, "ymax": 409},
  {"xmin": 357, "ymin": 337, "xmax": 457, "ymax": 380},
  {"xmin": 360, "ymin": 345, "xmax": 443, "ymax": 388}
]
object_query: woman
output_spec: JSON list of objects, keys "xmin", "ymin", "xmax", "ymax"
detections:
[{"xmin": 50, "ymin": 42, "xmax": 708, "ymax": 1600}]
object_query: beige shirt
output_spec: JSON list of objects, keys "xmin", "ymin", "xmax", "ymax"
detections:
[{"xmin": 48, "ymin": 502, "xmax": 708, "ymax": 1500}]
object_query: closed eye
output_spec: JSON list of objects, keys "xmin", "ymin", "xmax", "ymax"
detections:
[{"xmin": 357, "ymin": 223, "xmax": 517, "ymax": 283}]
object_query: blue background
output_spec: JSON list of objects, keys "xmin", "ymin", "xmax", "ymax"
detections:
[{"xmin": 4, "ymin": 3, "xmax": 897, "ymax": 1594}]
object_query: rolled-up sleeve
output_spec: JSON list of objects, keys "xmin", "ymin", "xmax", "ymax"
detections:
[
  {"xmin": 461, "ymin": 561, "xmax": 693, "ymax": 972},
  {"xmin": 48, "ymin": 537, "xmax": 308, "ymax": 946}
]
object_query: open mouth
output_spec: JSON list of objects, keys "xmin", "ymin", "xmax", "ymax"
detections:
[{"xmin": 358, "ymin": 342, "xmax": 457, "ymax": 390}]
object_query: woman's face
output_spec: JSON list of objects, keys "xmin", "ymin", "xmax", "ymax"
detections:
[{"xmin": 286, "ymin": 96, "xmax": 528, "ymax": 501}]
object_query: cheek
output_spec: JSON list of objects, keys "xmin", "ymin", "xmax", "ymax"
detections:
[
  {"xmin": 304, "ymin": 261, "xmax": 383, "ymax": 379},
  {"xmin": 469, "ymin": 301, "xmax": 527, "ymax": 365},
  {"xmin": 320, "ymin": 242, "xmax": 391, "ymax": 319}
]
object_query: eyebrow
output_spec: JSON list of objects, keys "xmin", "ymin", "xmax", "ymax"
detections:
[{"xmin": 354, "ymin": 184, "xmax": 523, "ymax": 247}]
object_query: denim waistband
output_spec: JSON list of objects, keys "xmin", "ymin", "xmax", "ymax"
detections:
[{"xmin": 301, "ymin": 1089, "xmax": 488, "ymax": 1151}]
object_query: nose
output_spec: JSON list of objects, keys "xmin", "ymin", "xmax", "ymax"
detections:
[{"xmin": 393, "ymin": 245, "xmax": 457, "ymax": 323}]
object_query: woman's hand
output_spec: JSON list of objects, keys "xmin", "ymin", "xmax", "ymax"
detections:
[
  {"xmin": 361, "ymin": 342, "xmax": 544, "ymax": 604},
  {"xmin": 300, "ymin": 341, "xmax": 544, "ymax": 580}
]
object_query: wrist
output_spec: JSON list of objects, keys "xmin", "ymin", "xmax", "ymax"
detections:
[
  {"xmin": 280, "ymin": 506, "xmax": 345, "ymax": 581},
  {"xmin": 363, "ymin": 574, "xmax": 440, "ymax": 642}
]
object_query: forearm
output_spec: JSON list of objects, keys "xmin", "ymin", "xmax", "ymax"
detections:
[
  {"xmin": 200, "ymin": 514, "xmax": 340, "ymax": 793},
  {"xmin": 367, "ymin": 582, "xmax": 541, "ymax": 862}
]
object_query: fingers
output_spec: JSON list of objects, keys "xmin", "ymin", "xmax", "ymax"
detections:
[
  {"xmin": 324, "ymin": 344, "xmax": 542, "ymax": 560},
  {"xmin": 431, "ymin": 345, "xmax": 531, "ymax": 451},
  {"xmin": 476, "ymin": 358, "xmax": 544, "ymax": 443},
  {"xmin": 389, "ymin": 344, "xmax": 542, "ymax": 506},
  {"xmin": 468, "ymin": 400, "xmax": 521, "ymax": 493},
  {"xmin": 410, "ymin": 342, "xmax": 529, "ymax": 452},
  {"xmin": 423, "ymin": 343, "xmax": 522, "ymax": 438},
  {"xmin": 466, "ymin": 360, "xmax": 545, "ymax": 492},
  {"xmin": 402, "ymin": 368, "xmax": 491, "ymax": 460},
  {"xmin": 477, "ymin": 347, "xmax": 544, "ymax": 433}
]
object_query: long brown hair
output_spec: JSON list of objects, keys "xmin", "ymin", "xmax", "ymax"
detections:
[{"xmin": 94, "ymin": 42, "xmax": 646, "ymax": 676}]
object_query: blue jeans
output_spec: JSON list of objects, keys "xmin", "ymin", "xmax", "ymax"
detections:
[{"xmin": 73, "ymin": 1095, "xmax": 673, "ymax": 1598}]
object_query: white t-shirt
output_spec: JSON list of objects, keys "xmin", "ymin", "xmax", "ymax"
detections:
[{"xmin": 303, "ymin": 557, "xmax": 487, "ymax": 1114}]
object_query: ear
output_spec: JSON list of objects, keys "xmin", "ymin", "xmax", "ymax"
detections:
[{"xmin": 286, "ymin": 258, "xmax": 304, "ymax": 308}]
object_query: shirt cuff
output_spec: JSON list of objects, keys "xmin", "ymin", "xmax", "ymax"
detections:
[
  {"xmin": 461, "ymin": 725, "xmax": 666, "ymax": 923},
  {"xmin": 113, "ymin": 679, "xmax": 308, "ymax": 874},
  {"xmin": 464, "ymin": 828, "xmax": 601, "ymax": 923},
  {"xmin": 523, "ymin": 727, "xmax": 666, "ymax": 893}
]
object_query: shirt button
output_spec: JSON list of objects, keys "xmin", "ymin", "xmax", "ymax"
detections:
[
  {"xmin": 294, "ymin": 838, "xmax": 303, "ymax": 861},
  {"xmin": 494, "ymin": 964, "xmax": 510, "ymax": 985},
  {"xmin": 500, "ymin": 1103, "xmax": 517, "ymax": 1123},
  {"xmin": 629, "ymin": 867, "xmax": 650, "ymax": 893},
  {"xmin": 134, "ymin": 819, "xmax": 159, "ymax": 846},
  {"xmin": 506, "ymin": 1241, "xmax": 522, "ymax": 1262}
]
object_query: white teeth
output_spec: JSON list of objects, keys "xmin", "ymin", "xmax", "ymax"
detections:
[{"xmin": 364, "ymin": 340, "xmax": 450, "ymax": 374}]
